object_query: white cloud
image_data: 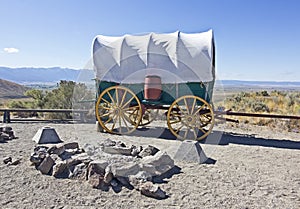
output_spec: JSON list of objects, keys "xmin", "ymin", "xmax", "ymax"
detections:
[{"xmin": 3, "ymin": 47, "xmax": 19, "ymax": 53}]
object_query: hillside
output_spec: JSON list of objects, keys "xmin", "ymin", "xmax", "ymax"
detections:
[{"xmin": 0, "ymin": 79, "xmax": 29, "ymax": 99}]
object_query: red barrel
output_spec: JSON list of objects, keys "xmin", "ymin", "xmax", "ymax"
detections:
[{"xmin": 144, "ymin": 75, "xmax": 162, "ymax": 100}]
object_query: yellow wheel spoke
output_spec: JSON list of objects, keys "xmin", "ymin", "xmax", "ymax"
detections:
[
  {"xmin": 183, "ymin": 98, "xmax": 190, "ymax": 114},
  {"xmin": 122, "ymin": 96, "xmax": 135, "ymax": 108},
  {"xmin": 198, "ymin": 126, "xmax": 207, "ymax": 134},
  {"xmin": 191, "ymin": 98, "xmax": 196, "ymax": 115},
  {"xmin": 107, "ymin": 91, "xmax": 116, "ymax": 106},
  {"xmin": 118, "ymin": 115, "xmax": 122, "ymax": 134},
  {"xmin": 111, "ymin": 115, "xmax": 117, "ymax": 130},
  {"xmin": 104, "ymin": 116, "xmax": 114, "ymax": 124},
  {"xmin": 170, "ymin": 119, "xmax": 181, "ymax": 125},
  {"xmin": 174, "ymin": 124, "xmax": 184, "ymax": 133},
  {"xmin": 192, "ymin": 127, "xmax": 197, "ymax": 139},
  {"xmin": 115, "ymin": 88, "xmax": 119, "ymax": 105},
  {"xmin": 101, "ymin": 97, "xmax": 112, "ymax": 107},
  {"xmin": 100, "ymin": 106, "xmax": 112, "ymax": 110},
  {"xmin": 100, "ymin": 112, "xmax": 112, "ymax": 118},
  {"xmin": 193, "ymin": 104, "xmax": 206, "ymax": 116},
  {"xmin": 121, "ymin": 114, "xmax": 131, "ymax": 132},
  {"xmin": 123, "ymin": 105, "xmax": 140, "ymax": 111},
  {"xmin": 120, "ymin": 90, "xmax": 127, "ymax": 107}
]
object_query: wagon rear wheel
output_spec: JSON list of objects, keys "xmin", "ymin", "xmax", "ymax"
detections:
[
  {"xmin": 167, "ymin": 95, "xmax": 214, "ymax": 140},
  {"xmin": 95, "ymin": 86, "xmax": 142, "ymax": 134}
]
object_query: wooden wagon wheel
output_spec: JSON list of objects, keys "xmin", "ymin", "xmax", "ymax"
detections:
[
  {"xmin": 167, "ymin": 95, "xmax": 214, "ymax": 140},
  {"xmin": 95, "ymin": 86, "xmax": 142, "ymax": 134},
  {"xmin": 139, "ymin": 108, "xmax": 159, "ymax": 126}
]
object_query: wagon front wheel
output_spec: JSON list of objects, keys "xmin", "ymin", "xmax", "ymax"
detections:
[
  {"xmin": 167, "ymin": 95, "xmax": 214, "ymax": 140},
  {"xmin": 95, "ymin": 86, "xmax": 142, "ymax": 134}
]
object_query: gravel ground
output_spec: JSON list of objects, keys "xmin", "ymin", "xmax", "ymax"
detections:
[{"xmin": 0, "ymin": 121, "xmax": 299, "ymax": 209}]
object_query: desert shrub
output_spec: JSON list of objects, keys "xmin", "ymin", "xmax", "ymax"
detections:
[
  {"xmin": 24, "ymin": 80, "xmax": 93, "ymax": 119},
  {"xmin": 217, "ymin": 90, "xmax": 300, "ymax": 132},
  {"xmin": 251, "ymin": 101, "xmax": 270, "ymax": 112}
]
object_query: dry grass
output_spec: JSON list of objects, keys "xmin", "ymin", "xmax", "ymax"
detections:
[{"xmin": 217, "ymin": 90, "xmax": 300, "ymax": 132}]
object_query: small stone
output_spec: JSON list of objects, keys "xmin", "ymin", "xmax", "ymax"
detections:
[
  {"xmin": 10, "ymin": 159, "xmax": 21, "ymax": 166},
  {"xmin": 37, "ymin": 155, "xmax": 55, "ymax": 175},
  {"xmin": 139, "ymin": 181, "xmax": 167, "ymax": 199},
  {"xmin": 64, "ymin": 142, "xmax": 79, "ymax": 150},
  {"xmin": 3, "ymin": 157, "xmax": 12, "ymax": 164},
  {"xmin": 138, "ymin": 145, "xmax": 160, "ymax": 158}
]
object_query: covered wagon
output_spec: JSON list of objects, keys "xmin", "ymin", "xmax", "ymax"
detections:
[{"xmin": 92, "ymin": 29, "xmax": 216, "ymax": 140}]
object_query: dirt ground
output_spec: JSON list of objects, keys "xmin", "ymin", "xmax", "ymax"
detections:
[{"xmin": 0, "ymin": 121, "xmax": 299, "ymax": 209}]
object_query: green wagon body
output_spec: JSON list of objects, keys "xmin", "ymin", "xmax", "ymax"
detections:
[{"xmin": 96, "ymin": 80, "xmax": 214, "ymax": 106}]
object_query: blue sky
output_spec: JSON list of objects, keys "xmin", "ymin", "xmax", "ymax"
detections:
[{"xmin": 0, "ymin": 0, "xmax": 299, "ymax": 81}]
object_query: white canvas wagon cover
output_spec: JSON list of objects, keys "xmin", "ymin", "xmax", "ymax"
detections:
[{"xmin": 93, "ymin": 30, "xmax": 215, "ymax": 84}]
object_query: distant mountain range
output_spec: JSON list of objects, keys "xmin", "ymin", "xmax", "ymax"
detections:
[
  {"xmin": 218, "ymin": 80, "xmax": 300, "ymax": 87},
  {"xmin": 0, "ymin": 67, "xmax": 94, "ymax": 84},
  {"xmin": 0, "ymin": 67, "xmax": 299, "ymax": 88}
]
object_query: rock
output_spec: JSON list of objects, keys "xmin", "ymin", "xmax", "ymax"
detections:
[
  {"xmin": 69, "ymin": 163, "xmax": 87, "ymax": 180},
  {"xmin": 139, "ymin": 181, "xmax": 167, "ymax": 199},
  {"xmin": 88, "ymin": 173, "xmax": 106, "ymax": 189},
  {"xmin": 109, "ymin": 162, "xmax": 140, "ymax": 178},
  {"xmin": 30, "ymin": 155, "xmax": 42, "ymax": 165},
  {"xmin": 110, "ymin": 179, "xmax": 118, "ymax": 187},
  {"xmin": 49, "ymin": 154, "xmax": 60, "ymax": 162},
  {"xmin": 9, "ymin": 159, "xmax": 21, "ymax": 166},
  {"xmin": 52, "ymin": 161, "xmax": 69, "ymax": 178},
  {"xmin": 116, "ymin": 176, "xmax": 131, "ymax": 187},
  {"xmin": 82, "ymin": 143, "xmax": 96, "ymax": 155},
  {"xmin": 0, "ymin": 133, "xmax": 9, "ymax": 141},
  {"xmin": 116, "ymin": 141, "xmax": 126, "ymax": 147},
  {"xmin": 71, "ymin": 153, "xmax": 92, "ymax": 165},
  {"xmin": 138, "ymin": 145, "xmax": 160, "ymax": 158},
  {"xmin": 48, "ymin": 145, "xmax": 65, "ymax": 156},
  {"xmin": 101, "ymin": 138, "xmax": 116, "ymax": 147},
  {"xmin": 131, "ymin": 145, "xmax": 142, "ymax": 157},
  {"xmin": 37, "ymin": 155, "xmax": 55, "ymax": 174},
  {"xmin": 103, "ymin": 166, "xmax": 113, "ymax": 184},
  {"xmin": 3, "ymin": 157, "xmax": 12, "ymax": 164},
  {"xmin": 129, "ymin": 171, "xmax": 152, "ymax": 183},
  {"xmin": 103, "ymin": 146, "xmax": 132, "ymax": 156},
  {"xmin": 64, "ymin": 142, "xmax": 79, "ymax": 150},
  {"xmin": 140, "ymin": 151, "xmax": 174, "ymax": 176},
  {"xmin": 3, "ymin": 126, "xmax": 12, "ymax": 132},
  {"xmin": 87, "ymin": 160, "xmax": 109, "ymax": 176}
]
